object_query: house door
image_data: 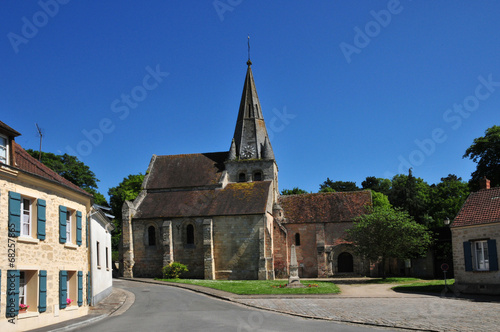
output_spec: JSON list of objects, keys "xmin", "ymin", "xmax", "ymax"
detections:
[{"xmin": 338, "ymin": 252, "xmax": 353, "ymax": 273}]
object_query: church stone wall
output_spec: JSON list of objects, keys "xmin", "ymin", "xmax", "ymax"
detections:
[
  {"xmin": 172, "ymin": 218, "xmax": 205, "ymax": 278},
  {"xmin": 131, "ymin": 219, "xmax": 163, "ymax": 277},
  {"xmin": 213, "ymin": 215, "xmax": 264, "ymax": 280}
]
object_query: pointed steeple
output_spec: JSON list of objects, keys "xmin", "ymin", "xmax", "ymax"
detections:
[
  {"xmin": 232, "ymin": 61, "xmax": 275, "ymax": 160},
  {"xmin": 228, "ymin": 138, "xmax": 237, "ymax": 160}
]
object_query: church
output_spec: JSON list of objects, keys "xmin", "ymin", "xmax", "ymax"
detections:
[{"xmin": 121, "ymin": 60, "xmax": 372, "ymax": 280}]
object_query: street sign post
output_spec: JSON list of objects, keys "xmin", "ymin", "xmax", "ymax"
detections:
[{"xmin": 441, "ymin": 263, "xmax": 450, "ymax": 293}]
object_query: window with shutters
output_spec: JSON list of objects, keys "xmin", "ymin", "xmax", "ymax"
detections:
[
  {"xmin": 473, "ymin": 240, "xmax": 489, "ymax": 271},
  {"xmin": 67, "ymin": 271, "xmax": 77, "ymax": 307}
]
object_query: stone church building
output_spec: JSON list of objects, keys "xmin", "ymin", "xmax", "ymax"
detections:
[{"xmin": 121, "ymin": 60, "xmax": 371, "ymax": 280}]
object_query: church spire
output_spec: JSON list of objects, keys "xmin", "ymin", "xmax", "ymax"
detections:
[{"xmin": 231, "ymin": 60, "xmax": 274, "ymax": 160}]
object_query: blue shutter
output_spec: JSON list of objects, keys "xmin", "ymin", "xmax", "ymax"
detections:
[
  {"xmin": 37, "ymin": 199, "xmax": 46, "ymax": 240},
  {"xmin": 39, "ymin": 270, "xmax": 47, "ymax": 312},
  {"xmin": 76, "ymin": 211, "xmax": 82, "ymax": 246},
  {"xmin": 87, "ymin": 272, "xmax": 92, "ymax": 305},
  {"xmin": 6, "ymin": 270, "xmax": 20, "ymax": 317},
  {"xmin": 59, "ymin": 206, "xmax": 67, "ymax": 244},
  {"xmin": 488, "ymin": 239, "xmax": 498, "ymax": 271},
  {"xmin": 463, "ymin": 241, "xmax": 473, "ymax": 271},
  {"xmin": 78, "ymin": 271, "xmax": 83, "ymax": 306},
  {"xmin": 8, "ymin": 192, "xmax": 21, "ymax": 237},
  {"xmin": 59, "ymin": 270, "xmax": 67, "ymax": 309}
]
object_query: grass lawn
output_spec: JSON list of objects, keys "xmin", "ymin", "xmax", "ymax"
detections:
[
  {"xmin": 157, "ymin": 279, "xmax": 341, "ymax": 295},
  {"xmin": 392, "ymin": 279, "xmax": 455, "ymax": 293},
  {"xmin": 365, "ymin": 277, "xmax": 422, "ymax": 284}
]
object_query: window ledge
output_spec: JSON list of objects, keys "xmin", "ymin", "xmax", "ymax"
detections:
[
  {"xmin": 97, "ymin": 266, "xmax": 102, "ymax": 270},
  {"xmin": 64, "ymin": 243, "xmax": 78, "ymax": 250},
  {"xmin": 65, "ymin": 305, "xmax": 78, "ymax": 311},
  {"xmin": 0, "ymin": 165, "xmax": 18, "ymax": 176},
  {"xmin": 18, "ymin": 311, "xmax": 39, "ymax": 319},
  {"xmin": 18, "ymin": 237, "xmax": 40, "ymax": 245}
]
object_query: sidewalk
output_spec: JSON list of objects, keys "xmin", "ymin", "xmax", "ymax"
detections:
[{"xmin": 28, "ymin": 287, "xmax": 134, "ymax": 332}]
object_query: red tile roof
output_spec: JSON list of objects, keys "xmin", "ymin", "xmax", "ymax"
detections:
[
  {"xmin": 145, "ymin": 152, "xmax": 227, "ymax": 190},
  {"xmin": 279, "ymin": 191, "xmax": 372, "ymax": 223},
  {"xmin": 452, "ymin": 187, "xmax": 500, "ymax": 227},
  {"xmin": 135, "ymin": 181, "xmax": 271, "ymax": 218},
  {"xmin": 13, "ymin": 142, "xmax": 91, "ymax": 197}
]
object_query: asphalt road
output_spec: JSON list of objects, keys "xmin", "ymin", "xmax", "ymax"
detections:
[{"xmin": 74, "ymin": 279, "xmax": 396, "ymax": 332}]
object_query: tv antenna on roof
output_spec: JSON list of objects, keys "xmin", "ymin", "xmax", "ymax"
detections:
[{"xmin": 35, "ymin": 123, "xmax": 43, "ymax": 161}]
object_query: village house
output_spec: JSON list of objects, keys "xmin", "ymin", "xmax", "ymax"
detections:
[
  {"xmin": 451, "ymin": 177, "xmax": 500, "ymax": 294},
  {"xmin": 0, "ymin": 121, "xmax": 92, "ymax": 331},
  {"xmin": 121, "ymin": 61, "xmax": 371, "ymax": 280}
]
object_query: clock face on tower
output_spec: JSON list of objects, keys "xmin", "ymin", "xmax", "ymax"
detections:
[{"xmin": 241, "ymin": 144, "xmax": 256, "ymax": 159}]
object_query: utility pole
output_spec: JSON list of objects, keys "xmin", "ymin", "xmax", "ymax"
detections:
[{"xmin": 35, "ymin": 123, "xmax": 43, "ymax": 161}]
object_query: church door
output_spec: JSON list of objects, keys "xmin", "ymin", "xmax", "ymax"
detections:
[{"xmin": 338, "ymin": 252, "xmax": 354, "ymax": 273}]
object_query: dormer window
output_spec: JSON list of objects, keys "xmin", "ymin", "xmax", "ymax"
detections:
[
  {"xmin": 238, "ymin": 172, "xmax": 246, "ymax": 182},
  {"xmin": 0, "ymin": 134, "xmax": 8, "ymax": 164}
]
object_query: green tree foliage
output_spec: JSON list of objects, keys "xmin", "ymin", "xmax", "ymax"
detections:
[
  {"xmin": 346, "ymin": 207, "xmax": 433, "ymax": 277},
  {"xmin": 463, "ymin": 125, "xmax": 500, "ymax": 189},
  {"xmin": 361, "ymin": 176, "xmax": 391, "ymax": 196},
  {"xmin": 108, "ymin": 173, "xmax": 145, "ymax": 252},
  {"xmin": 281, "ymin": 187, "xmax": 308, "ymax": 195},
  {"xmin": 370, "ymin": 190, "xmax": 392, "ymax": 209},
  {"xmin": 319, "ymin": 178, "xmax": 359, "ymax": 192},
  {"xmin": 388, "ymin": 169, "xmax": 430, "ymax": 224},
  {"xmin": 26, "ymin": 149, "xmax": 107, "ymax": 205},
  {"xmin": 428, "ymin": 174, "xmax": 470, "ymax": 227}
]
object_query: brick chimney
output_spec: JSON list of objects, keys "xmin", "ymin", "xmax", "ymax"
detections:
[{"xmin": 479, "ymin": 176, "xmax": 491, "ymax": 190}]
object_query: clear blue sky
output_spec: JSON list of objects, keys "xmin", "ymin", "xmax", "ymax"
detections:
[{"xmin": 2, "ymin": 1, "xmax": 499, "ymax": 198}]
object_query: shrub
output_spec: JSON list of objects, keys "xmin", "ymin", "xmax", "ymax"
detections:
[{"xmin": 163, "ymin": 262, "xmax": 188, "ymax": 279}]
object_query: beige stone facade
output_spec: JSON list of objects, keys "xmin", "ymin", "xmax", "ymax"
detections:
[
  {"xmin": 0, "ymin": 129, "xmax": 92, "ymax": 331},
  {"xmin": 451, "ymin": 223, "xmax": 500, "ymax": 294}
]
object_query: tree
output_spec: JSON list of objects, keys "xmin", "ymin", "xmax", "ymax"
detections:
[
  {"xmin": 346, "ymin": 207, "xmax": 433, "ymax": 277},
  {"xmin": 463, "ymin": 125, "xmax": 500, "ymax": 189},
  {"xmin": 361, "ymin": 176, "xmax": 391, "ymax": 196},
  {"xmin": 388, "ymin": 170, "xmax": 430, "ymax": 224},
  {"xmin": 26, "ymin": 149, "xmax": 107, "ymax": 206},
  {"xmin": 428, "ymin": 174, "xmax": 469, "ymax": 227},
  {"xmin": 281, "ymin": 187, "xmax": 308, "ymax": 195},
  {"xmin": 319, "ymin": 178, "xmax": 359, "ymax": 192},
  {"xmin": 108, "ymin": 173, "xmax": 145, "ymax": 253},
  {"xmin": 370, "ymin": 190, "xmax": 392, "ymax": 209}
]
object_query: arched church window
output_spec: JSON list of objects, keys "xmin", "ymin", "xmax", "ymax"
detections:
[
  {"xmin": 186, "ymin": 224, "xmax": 194, "ymax": 245},
  {"xmin": 148, "ymin": 226, "xmax": 156, "ymax": 246},
  {"xmin": 238, "ymin": 172, "xmax": 246, "ymax": 182},
  {"xmin": 254, "ymin": 171, "xmax": 262, "ymax": 181},
  {"xmin": 295, "ymin": 233, "xmax": 301, "ymax": 246}
]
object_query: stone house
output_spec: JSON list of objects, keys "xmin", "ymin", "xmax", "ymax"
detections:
[
  {"xmin": 121, "ymin": 61, "xmax": 371, "ymax": 280},
  {"xmin": 89, "ymin": 204, "xmax": 114, "ymax": 305},
  {"xmin": 451, "ymin": 177, "xmax": 500, "ymax": 294},
  {"xmin": 0, "ymin": 121, "xmax": 92, "ymax": 331}
]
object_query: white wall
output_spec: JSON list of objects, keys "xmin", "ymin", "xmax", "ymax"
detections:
[{"xmin": 90, "ymin": 211, "xmax": 113, "ymax": 305}]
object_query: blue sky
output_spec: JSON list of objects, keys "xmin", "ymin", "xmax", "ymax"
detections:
[{"xmin": 1, "ymin": 1, "xmax": 499, "ymax": 198}]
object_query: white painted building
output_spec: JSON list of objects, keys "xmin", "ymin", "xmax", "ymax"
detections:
[{"xmin": 89, "ymin": 205, "xmax": 114, "ymax": 305}]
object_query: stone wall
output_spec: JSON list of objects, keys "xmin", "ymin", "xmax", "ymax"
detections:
[
  {"xmin": 0, "ymin": 171, "xmax": 90, "ymax": 331},
  {"xmin": 452, "ymin": 223, "xmax": 500, "ymax": 294}
]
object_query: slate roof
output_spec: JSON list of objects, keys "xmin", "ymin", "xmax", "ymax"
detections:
[
  {"xmin": 279, "ymin": 191, "xmax": 372, "ymax": 223},
  {"xmin": 135, "ymin": 181, "xmax": 271, "ymax": 219},
  {"xmin": 145, "ymin": 152, "xmax": 228, "ymax": 190},
  {"xmin": 13, "ymin": 142, "xmax": 91, "ymax": 197},
  {"xmin": 452, "ymin": 187, "xmax": 500, "ymax": 227}
]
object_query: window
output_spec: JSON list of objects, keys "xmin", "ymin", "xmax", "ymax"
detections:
[
  {"xmin": 474, "ymin": 240, "xmax": 489, "ymax": 271},
  {"xmin": 96, "ymin": 241, "xmax": 101, "ymax": 267},
  {"xmin": 67, "ymin": 271, "xmax": 77, "ymax": 306},
  {"xmin": 238, "ymin": 172, "xmax": 246, "ymax": 182},
  {"xmin": 253, "ymin": 172, "xmax": 262, "ymax": 181},
  {"xmin": 66, "ymin": 210, "xmax": 72, "ymax": 243},
  {"xmin": 21, "ymin": 198, "xmax": 32, "ymax": 237},
  {"xmin": 106, "ymin": 247, "xmax": 109, "ymax": 269},
  {"xmin": 0, "ymin": 134, "xmax": 8, "ymax": 164},
  {"xmin": 186, "ymin": 224, "xmax": 194, "ymax": 245},
  {"xmin": 148, "ymin": 226, "xmax": 156, "ymax": 246},
  {"xmin": 295, "ymin": 233, "xmax": 301, "ymax": 246},
  {"xmin": 19, "ymin": 270, "xmax": 37, "ymax": 313}
]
